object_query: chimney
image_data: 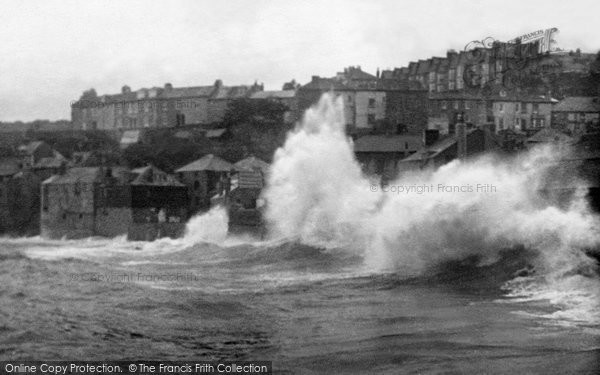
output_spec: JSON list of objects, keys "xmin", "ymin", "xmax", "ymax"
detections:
[
  {"xmin": 164, "ymin": 83, "xmax": 173, "ymax": 91},
  {"xmin": 456, "ymin": 112, "xmax": 467, "ymax": 160},
  {"xmin": 311, "ymin": 75, "xmax": 319, "ymax": 82},
  {"xmin": 121, "ymin": 85, "xmax": 131, "ymax": 94}
]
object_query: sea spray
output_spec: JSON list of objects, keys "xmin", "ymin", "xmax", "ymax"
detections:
[
  {"xmin": 182, "ymin": 206, "xmax": 229, "ymax": 245},
  {"xmin": 263, "ymin": 94, "xmax": 600, "ymax": 277}
]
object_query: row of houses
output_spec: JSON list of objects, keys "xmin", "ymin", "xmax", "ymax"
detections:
[
  {"xmin": 69, "ymin": 49, "xmax": 599, "ymax": 143},
  {"xmin": 39, "ymin": 153, "xmax": 268, "ymax": 240},
  {"xmin": 71, "ymin": 80, "xmax": 298, "ymax": 132}
]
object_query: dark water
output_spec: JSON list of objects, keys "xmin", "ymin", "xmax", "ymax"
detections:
[{"xmin": 0, "ymin": 237, "xmax": 599, "ymax": 374}]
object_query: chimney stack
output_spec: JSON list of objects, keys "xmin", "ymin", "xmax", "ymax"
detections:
[{"xmin": 456, "ymin": 112, "xmax": 467, "ymax": 160}]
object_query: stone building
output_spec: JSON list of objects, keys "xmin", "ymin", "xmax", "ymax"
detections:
[
  {"xmin": 296, "ymin": 67, "xmax": 427, "ymax": 136},
  {"xmin": 175, "ymin": 154, "xmax": 233, "ymax": 214},
  {"xmin": 17, "ymin": 141, "xmax": 54, "ymax": 169},
  {"xmin": 71, "ymin": 80, "xmax": 263, "ymax": 133},
  {"xmin": 353, "ymin": 134, "xmax": 422, "ymax": 181},
  {"xmin": 398, "ymin": 125, "xmax": 496, "ymax": 172},
  {"xmin": 491, "ymin": 92, "xmax": 556, "ymax": 133},
  {"xmin": 249, "ymin": 89, "xmax": 298, "ymax": 124},
  {"xmin": 0, "ymin": 158, "xmax": 41, "ymax": 234},
  {"xmin": 41, "ymin": 165, "xmax": 187, "ymax": 240},
  {"xmin": 551, "ymin": 96, "xmax": 600, "ymax": 135}
]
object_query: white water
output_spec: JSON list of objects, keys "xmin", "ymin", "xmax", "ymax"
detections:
[
  {"xmin": 262, "ymin": 93, "xmax": 600, "ymax": 324},
  {"xmin": 8, "ymin": 93, "xmax": 600, "ymax": 326}
]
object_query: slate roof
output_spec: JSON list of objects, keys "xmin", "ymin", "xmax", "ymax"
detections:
[
  {"xmin": 400, "ymin": 129, "xmax": 479, "ymax": 163},
  {"xmin": 130, "ymin": 165, "xmax": 185, "ymax": 186},
  {"xmin": 34, "ymin": 151, "xmax": 68, "ymax": 169},
  {"xmin": 300, "ymin": 77, "xmax": 349, "ymax": 91},
  {"xmin": 234, "ymin": 156, "xmax": 270, "ymax": 174},
  {"xmin": 250, "ymin": 90, "xmax": 296, "ymax": 99},
  {"xmin": 553, "ymin": 97, "xmax": 600, "ymax": 113},
  {"xmin": 527, "ymin": 128, "xmax": 575, "ymax": 143},
  {"xmin": 43, "ymin": 167, "xmax": 101, "ymax": 185},
  {"xmin": 211, "ymin": 85, "xmax": 253, "ymax": 100},
  {"xmin": 17, "ymin": 141, "xmax": 45, "ymax": 155},
  {"xmin": 353, "ymin": 135, "xmax": 423, "ymax": 153},
  {"xmin": 75, "ymin": 82, "xmax": 258, "ymax": 106},
  {"xmin": 176, "ymin": 154, "xmax": 233, "ymax": 172},
  {"xmin": 163, "ymin": 86, "xmax": 215, "ymax": 98}
]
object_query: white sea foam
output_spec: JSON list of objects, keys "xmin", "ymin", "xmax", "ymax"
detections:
[{"xmin": 262, "ymin": 93, "xmax": 600, "ymax": 324}]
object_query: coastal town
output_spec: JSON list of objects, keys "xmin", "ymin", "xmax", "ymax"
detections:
[{"xmin": 1, "ymin": 28, "xmax": 599, "ymax": 240}]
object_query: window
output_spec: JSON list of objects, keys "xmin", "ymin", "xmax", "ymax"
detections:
[
  {"xmin": 449, "ymin": 82, "xmax": 455, "ymax": 90},
  {"xmin": 568, "ymin": 113, "xmax": 576, "ymax": 121},
  {"xmin": 441, "ymin": 101, "xmax": 447, "ymax": 110},
  {"xmin": 532, "ymin": 118, "xmax": 545, "ymax": 128},
  {"xmin": 465, "ymin": 101, "xmax": 471, "ymax": 110},
  {"xmin": 498, "ymin": 103, "xmax": 504, "ymax": 112},
  {"xmin": 515, "ymin": 103, "xmax": 520, "ymax": 112},
  {"xmin": 532, "ymin": 103, "xmax": 539, "ymax": 113},
  {"xmin": 194, "ymin": 181, "xmax": 200, "ymax": 190},
  {"xmin": 454, "ymin": 101, "xmax": 459, "ymax": 110},
  {"xmin": 368, "ymin": 98, "xmax": 376, "ymax": 108},
  {"xmin": 175, "ymin": 113, "xmax": 186, "ymax": 126},
  {"xmin": 498, "ymin": 117, "xmax": 504, "ymax": 130}
]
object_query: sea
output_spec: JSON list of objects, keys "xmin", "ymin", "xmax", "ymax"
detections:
[{"xmin": 1, "ymin": 95, "xmax": 599, "ymax": 374}]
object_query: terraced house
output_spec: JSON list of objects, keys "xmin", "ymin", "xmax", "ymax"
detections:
[{"xmin": 71, "ymin": 80, "xmax": 264, "ymax": 133}]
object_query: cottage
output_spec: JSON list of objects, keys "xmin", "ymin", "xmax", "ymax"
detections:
[
  {"xmin": 176, "ymin": 154, "xmax": 233, "ymax": 213},
  {"xmin": 228, "ymin": 156, "xmax": 270, "ymax": 234},
  {"xmin": 551, "ymin": 97, "xmax": 600, "ymax": 135},
  {"xmin": 0, "ymin": 158, "xmax": 40, "ymax": 234},
  {"xmin": 17, "ymin": 141, "xmax": 54, "ymax": 168},
  {"xmin": 353, "ymin": 135, "xmax": 422, "ymax": 181},
  {"xmin": 126, "ymin": 165, "xmax": 188, "ymax": 241},
  {"xmin": 41, "ymin": 165, "xmax": 187, "ymax": 240},
  {"xmin": 398, "ymin": 125, "xmax": 496, "ymax": 173}
]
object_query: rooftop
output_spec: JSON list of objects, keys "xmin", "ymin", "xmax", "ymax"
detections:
[
  {"xmin": 353, "ymin": 135, "xmax": 423, "ymax": 153},
  {"xmin": 176, "ymin": 154, "xmax": 233, "ymax": 173},
  {"xmin": 553, "ymin": 96, "xmax": 600, "ymax": 113},
  {"xmin": 130, "ymin": 165, "xmax": 185, "ymax": 186}
]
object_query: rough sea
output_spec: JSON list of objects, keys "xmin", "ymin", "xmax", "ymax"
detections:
[{"xmin": 1, "ymin": 94, "xmax": 599, "ymax": 374}]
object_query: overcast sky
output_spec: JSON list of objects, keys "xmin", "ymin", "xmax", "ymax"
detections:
[{"xmin": 1, "ymin": 0, "xmax": 599, "ymax": 121}]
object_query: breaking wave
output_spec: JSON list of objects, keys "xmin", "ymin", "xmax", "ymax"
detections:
[{"xmin": 262, "ymin": 93, "xmax": 600, "ymax": 324}]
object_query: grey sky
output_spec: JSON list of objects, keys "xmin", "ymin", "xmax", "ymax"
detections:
[{"xmin": 0, "ymin": 0, "xmax": 598, "ymax": 121}]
